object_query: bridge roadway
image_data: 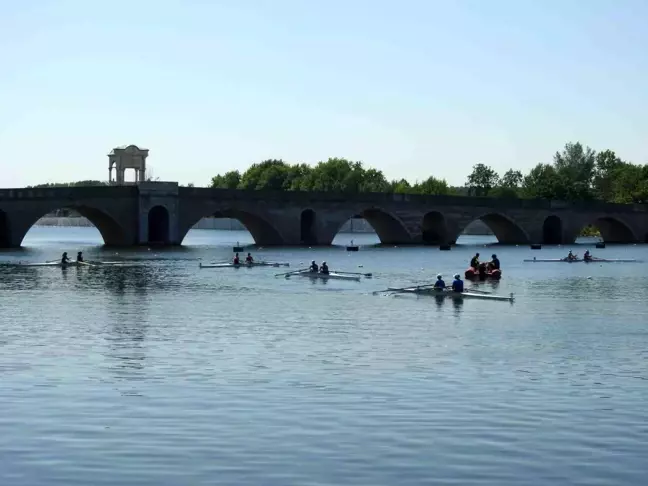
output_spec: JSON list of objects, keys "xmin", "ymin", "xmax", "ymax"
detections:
[{"xmin": 0, "ymin": 182, "xmax": 647, "ymax": 248}]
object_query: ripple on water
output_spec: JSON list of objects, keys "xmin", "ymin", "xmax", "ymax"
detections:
[{"xmin": 1, "ymin": 232, "xmax": 648, "ymax": 485}]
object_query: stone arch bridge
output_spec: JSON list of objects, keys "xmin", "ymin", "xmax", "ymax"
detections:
[{"xmin": 1, "ymin": 183, "xmax": 647, "ymax": 248}]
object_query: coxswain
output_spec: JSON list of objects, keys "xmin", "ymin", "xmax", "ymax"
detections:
[
  {"xmin": 470, "ymin": 253, "xmax": 480, "ymax": 269},
  {"xmin": 233, "ymin": 252, "xmax": 240, "ymax": 265},
  {"xmin": 584, "ymin": 250, "xmax": 592, "ymax": 262},
  {"xmin": 310, "ymin": 260, "xmax": 318, "ymax": 272},
  {"xmin": 245, "ymin": 252, "xmax": 254, "ymax": 263},
  {"xmin": 490, "ymin": 253, "xmax": 500, "ymax": 270},
  {"xmin": 61, "ymin": 252, "xmax": 70, "ymax": 264},
  {"xmin": 434, "ymin": 274, "xmax": 446, "ymax": 290},
  {"xmin": 451, "ymin": 274, "xmax": 464, "ymax": 293},
  {"xmin": 76, "ymin": 251, "xmax": 84, "ymax": 263},
  {"xmin": 320, "ymin": 261, "xmax": 329, "ymax": 274}
]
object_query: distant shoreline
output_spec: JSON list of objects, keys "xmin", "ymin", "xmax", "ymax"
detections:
[{"xmin": 34, "ymin": 216, "xmax": 495, "ymax": 235}]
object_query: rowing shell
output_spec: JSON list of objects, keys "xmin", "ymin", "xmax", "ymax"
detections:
[
  {"xmin": 199, "ymin": 261, "xmax": 290, "ymax": 269},
  {"xmin": 389, "ymin": 287, "xmax": 514, "ymax": 302},
  {"xmin": 20, "ymin": 260, "xmax": 94, "ymax": 267},
  {"xmin": 288, "ymin": 271, "xmax": 361, "ymax": 281},
  {"xmin": 523, "ymin": 258, "xmax": 637, "ymax": 263}
]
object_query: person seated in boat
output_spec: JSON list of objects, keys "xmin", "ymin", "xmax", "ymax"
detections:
[
  {"xmin": 489, "ymin": 254, "xmax": 500, "ymax": 270},
  {"xmin": 566, "ymin": 250, "xmax": 577, "ymax": 261},
  {"xmin": 61, "ymin": 252, "xmax": 70, "ymax": 264},
  {"xmin": 583, "ymin": 250, "xmax": 592, "ymax": 262},
  {"xmin": 434, "ymin": 274, "xmax": 446, "ymax": 290},
  {"xmin": 76, "ymin": 251, "xmax": 84, "ymax": 263},
  {"xmin": 320, "ymin": 262, "xmax": 329, "ymax": 275},
  {"xmin": 310, "ymin": 260, "xmax": 319, "ymax": 272},
  {"xmin": 452, "ymin": 274, "xmax": 464, "ymax": 293},
  {"xmin": 470, "ymin": 253, "xmax": 480, "ymax": 269},
  {"xmin": 233, "ymin": 253, "xmax": 240, "ymax": 265},
  {"xmin": 245, "ymin": 252, "xmax": 254, "ymax": 263}
]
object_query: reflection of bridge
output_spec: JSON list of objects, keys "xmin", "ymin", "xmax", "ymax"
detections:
[{"xmin": 1, "ymin": 182, "xmax": 647, "ymax": 247}]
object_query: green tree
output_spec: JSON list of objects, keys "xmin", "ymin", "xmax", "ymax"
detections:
[
  {"xmin": 466, "ymin": 163, "xmax": 499, "ymax": 196},
  {"xmin": 211, "ymin": 170, "xmax": 241, "ymax": 189},
  {"xmin": 593, "ymin": 149, "xmax": 625, "ymax": 201},
  {"xmin": 553, "ymin": 142, "xmax": 596, "ymax": 200},
  {"xmin": 237, "ymin": 160, "xmax": 290, "ymax": 190},
  {"xmin": 390, "ymin": 179, "xmax": 412, "ymax": 194},
  {"xmin": 522, "ymin": 163, "xmax": 563, "ymax": 199},
  {"xmin": 414, "ymin": 176, "xmax": 452, "ymax": 195}
]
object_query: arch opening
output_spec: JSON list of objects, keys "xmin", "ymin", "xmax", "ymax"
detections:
[
  {"xmin": 300, "ymin": 209, "xmax": 316, "ymax": 245},
  {"xmin": 578, "ymin": 217, "xmax": 637, "ymax": 244},
  {"xmin": 148, "ymin": 206, "xmax": 170, "ymax": 244},
  {"xmin": 422, "ymin": 211, "xmax": 448, "ymax": 245},
  {"xmin": 332, "ymin": 209, "xmax": 410, "ymax": 245},
  {"xmin": 0, "ymin": 210, "xmax": 9, "ymax": 248},
  {"xmin": 458, "ymin": 213, "xmax": 529, "ymax": 244},
  {"xmin": 181, "ymin": 209, "xmax": 285, "ymax": 246},
  {"xmin": 18, "ymin": 206, "xmax": 127, "ymax": 247},
  {"xmin": 543, "ymin": 215, "xmax": 563, "ymax": 244}
]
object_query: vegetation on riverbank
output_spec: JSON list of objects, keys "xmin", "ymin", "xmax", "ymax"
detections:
[{"xmin": 210, "ymin": 142, "xmax": 648, "ymax": 204}]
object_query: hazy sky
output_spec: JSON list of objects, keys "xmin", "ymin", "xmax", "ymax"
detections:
[{"xmin": 1, "ymin": 0, "xmax": 646, "ymax": 188}]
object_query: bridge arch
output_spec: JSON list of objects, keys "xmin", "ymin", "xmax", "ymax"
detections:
[
  {"xmin": 180, "ymin": 207, "xmax": 285, "ymax": 245},
  {"xmin": 300, "ymin": 209, "xmax": 317, "ymax": 245},
  {"xmin": 543, "ymin": 215, "xmax": 563, "ymax": 244},
  {"xmin": 148, "ymin": 206, "xmax": 170, "ymax": 244},
  {"xmin": 421, "ymin": 211, "xmax": 448, "ymax": 245},
  {"xmin": 15, "ymin": 205, "xmax": 129, "ymax": 247},
  {"xmin": 457, "ymin": 212, "xmax": 529, "ymax": 244},
  {"xmin": 576, "ymin": 216, "xmax": 638, "ymax": 243},
  {"xmin": 331, "ymin": 207, "xmax": 411, "ymax": 245}
]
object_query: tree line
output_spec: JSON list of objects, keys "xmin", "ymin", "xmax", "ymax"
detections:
[{"xmin": 210, "ymin": 142, "xmax": 648, "ymax": 204}]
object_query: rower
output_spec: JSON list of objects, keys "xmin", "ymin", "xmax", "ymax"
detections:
[
  {"xmin": 310, "ymin": 260, "xmax": 319, "ymax": 272},
  {"xmin": 320, "ymin": 261, "xmax": 329, "ymax": 275},
  {"xmin": 434, "ymin": 274, "xmax": 446, "ymax": 290},
  {"xmin": 61, "ymin": 252, "xmax": 70, "ymax": 264},
  {"xmin": 490, "ymin": 253, "xmax": 500, "ymax": 270},
  {"xmin": 584, "ymin": 250, "xmax": 592, "ymax": 262},
  {"xmin": 233, "ymin": 252, "xmax": 240, "ymax": 265},
  {"xmin": 452, "ymin": 274, "xmax": 464, "ymax": 293},
  {"xmin": 245, "ymin": 252, "xmax": 254, "ymax": 263},
  {"xmin": 567, "ymin": 250, "xmax": 576, "ymax": 261},
  {"xmin": 470, "ymin": 253, "xmax": 480, "ymax": 269},
  {"xmin": 76, "ymin": 251, "xmax": 84, "ymax": 263}
]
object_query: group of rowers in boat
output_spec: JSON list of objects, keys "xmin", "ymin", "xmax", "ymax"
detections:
[
  {"xmin": 60, "ymin": 252, "xmax": 84, "ymax": 264},
  {"xmin": 469, "ymin": 253, "xmax": 500, "ymax": 271},
  {"xmin": 232, "ymin": 252, "xmax": 255, "ymax": 264},
  {"xmin": 565, "ymin": 250, "xmax": 595, "ymax": 261}
]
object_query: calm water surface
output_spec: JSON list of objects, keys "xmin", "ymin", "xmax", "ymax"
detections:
[{"xmin": 1, "ymin": 228, "xmax": 647, "ymax": 485}]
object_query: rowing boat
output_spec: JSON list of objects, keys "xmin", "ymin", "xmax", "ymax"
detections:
[
  {"xmin": 199, "ymin": 261, "xmax": 290, "ymax": 269},
  {"xmin": 388, "ymin": 287, "xmax": 514, "ymax": 301},
  {"xmin": 21, "ymin": 260, "xmax": 94, "ymax": 267},
  {"xmin": 287, "ymin": 271, "xmax": 361, "ymax": 281},
  {"xmin": 523, "ymin": 257, "xmax": 637, "ymax": 263}
]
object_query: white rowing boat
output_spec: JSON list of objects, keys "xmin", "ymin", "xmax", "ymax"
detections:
[
  {"xmin": 287, "ymin": 271, "xmax": 361, "ymax": 281},
  {"xmin": 199, "ymin": 261, "xmax": 290, "ymax": 269},
  {"xmin": 388, "ymin": 287, "xmax": 514, "ymax": 302},
  {"xmin": 523, "ymin": 257, "xmax": 637, "ymax": 263},
  {"xmin": 21, "ymin": 260, "xmax": 95, "ymax": 267}
]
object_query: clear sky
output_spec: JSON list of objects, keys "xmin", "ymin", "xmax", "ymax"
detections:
[{"xmin": 1, "ymin": 0, "xmax": 646, "ymax": 188}]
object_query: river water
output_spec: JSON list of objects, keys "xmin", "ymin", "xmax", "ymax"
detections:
[{"xmin": 1, "ymin": 227, "xmax": 647, "ymax": 485}]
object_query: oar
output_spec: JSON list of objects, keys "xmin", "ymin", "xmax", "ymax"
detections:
[
  {"xmin": 335, "ymin": 271, "xmax": 373, "ymax": 277},
  {"xmin": 465, "ymin": 288, "xmax": 492, "ymax": 294},
  {"xmin": 275, "ymin": 267, "xmax": 308, "ymax": 277},
  {"xmin": 372, "ymin": 282, "xmax": 437, "ymax": 295},
  {"xmin": 77, "ymin": 261, "xmax": 96, "ymax": 267}
]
